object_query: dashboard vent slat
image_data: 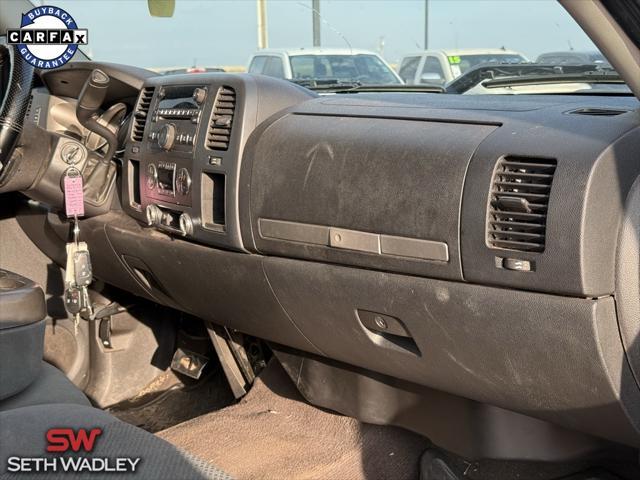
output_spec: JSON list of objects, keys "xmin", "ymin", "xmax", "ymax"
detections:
[
  {"xmin": 487, "ymin": 156, "xmax": 557, "ymax": 253},
  {"xmin": 131, "ymin": 87, "xmax": 154, "ymax": 142},
  {"xmin": 206, "ymin": 86, "xmax": 236, "ymax": 151}
]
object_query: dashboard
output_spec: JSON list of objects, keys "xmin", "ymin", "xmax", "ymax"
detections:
[
  {"xmin": 118, "ymin": 75, "xmax": 311, "ymax": 251},
  {"xmin": 10, "ymin": 62, "xmax": 640, "ymax": 455}
]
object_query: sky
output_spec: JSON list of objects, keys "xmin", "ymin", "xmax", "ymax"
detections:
[{"xmin": 45, "ymin": 0, "xmax": 598, "ymax": 68}]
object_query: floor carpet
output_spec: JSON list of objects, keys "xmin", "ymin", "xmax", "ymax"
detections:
[{"xmin": 158, "ymin": 360, "xmax": 430, "ymax": 480}]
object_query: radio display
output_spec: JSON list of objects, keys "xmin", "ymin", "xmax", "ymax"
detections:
[
  {"xmin": 157, "ymin": 85, "xmax": 200, "ymax": 111},
  {"xmin": 157, "ymin": 163, "xmax": 175, "ymax": 194}
]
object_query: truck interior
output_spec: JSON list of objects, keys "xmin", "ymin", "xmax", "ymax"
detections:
[{"xmin": 2, "ymin": 0, "xmax": 640, "ymax": 479}]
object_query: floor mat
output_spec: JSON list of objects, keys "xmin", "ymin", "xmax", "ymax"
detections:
[
  {"xmin": 158, "ymin": 360, "xmax": 430, "ymax": 480},
  {"xmin": 109, "ymin": 367, "xmax": 235, "ymax": 433}
]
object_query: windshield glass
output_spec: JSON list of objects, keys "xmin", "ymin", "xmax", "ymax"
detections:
[
  {"xmin": 50, "ymin": 0, "xmax": 627, "ymax": 95},
  {"xmin": 290, "ymin": 54, "xmax": 399, "ymax": 84}
]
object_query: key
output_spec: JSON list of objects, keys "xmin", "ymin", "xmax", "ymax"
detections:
[
  {"xmin": 62, "ymin": 178, "xmax": 93, "ymax": 334},
  {"xmin": 73, "ymin": 245, "xmax": 92, "ymax": 287},
  {"xmin": 65, "ymin": 242, "xmax": 93, "ymax": 333},
  {"xmin": 64, "ymin": 286, "xmax": 82, "ymax": 315},
  {"xmin": 79, "ymin": 285, "xmax": 93, "ymax": 320},
  {"xmin": 64, "ymin": 286, "xmax": 82, "ymax": 335}
]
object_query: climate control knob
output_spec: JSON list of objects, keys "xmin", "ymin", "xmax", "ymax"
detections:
[
  {"xmin": 175, "ymin": 168, "xmax": 191, "ymax": 195},
  {"xmin": 157, "ymin": 123, "xmax": 176, "ymax": 151},
  {"xmin": 145, "ymin": 204, "xmax": 162, "ymax": 226},
  {"xmin": 146, "ymin": 163, "xmax": 158, "ymax": 189},
  {"xmin": 179, "ymin": 213, "xmax": 194, "ymax": 237}
]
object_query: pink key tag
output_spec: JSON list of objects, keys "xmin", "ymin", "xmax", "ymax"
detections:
[{"xmin": 64, "ymin": 173, "xmax": 85, "ymax": 218}]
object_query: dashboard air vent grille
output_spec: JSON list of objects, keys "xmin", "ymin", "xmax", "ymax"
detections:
[
  {"xmin": 487, "ymin": 156, "xmax": 557, "ymax": 253},
  {"xmin": 131, "ymin": 87, "xmax": 154, "ymax": 142},
  {"xmin": 206, "ymin": 86, "xmax": 236, "ymax": 150}
]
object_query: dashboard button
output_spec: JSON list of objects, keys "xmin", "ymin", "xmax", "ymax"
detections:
[
  {"xmin": 502, "ymin": 257, "xmax": 533, "ymax": 272},
  {"xmin": 208, "ymin": 156, "xmax": 222, "ymax": 166}
]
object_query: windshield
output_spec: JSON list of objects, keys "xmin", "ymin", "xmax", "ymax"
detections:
[
  {"xmin": 49, "ymin": 0, "xmax": 627, "ymax": 95},
  {"xmin": 289, "ymin": 54, "xmax": 400, "ymax": 84}
]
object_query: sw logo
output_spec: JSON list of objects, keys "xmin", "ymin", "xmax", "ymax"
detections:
[
  {"xmin": 46, "ymin": 427, "xmax": 102, "ymax": 453},
  {"xmin": 5, "ymin": 5, "xmax": 88, "ymax": 69},
  {"xmin": 5, "ymin": 426, "xmax": 141, "ymax": 473}
]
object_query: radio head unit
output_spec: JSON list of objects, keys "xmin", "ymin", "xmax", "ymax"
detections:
[{"xmin": 155, "ymin": 84, "xmax": 205, "ymax": 122}]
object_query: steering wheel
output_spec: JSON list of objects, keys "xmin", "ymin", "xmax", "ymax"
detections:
[{"xmin": 0, "ymin": 44, "xmax": 35, "ymax": 185}]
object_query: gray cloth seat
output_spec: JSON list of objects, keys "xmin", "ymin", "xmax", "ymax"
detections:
[
  {"xmin": 0, "ymin": 362, "xmax": 91, "ymax": 412},
  {"xmin": 0, "ymin": 403, "xmax": 232, "ymax": 479}
]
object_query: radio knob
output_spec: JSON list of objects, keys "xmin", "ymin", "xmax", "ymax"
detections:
[
  {"xmin": 157, "ymin": 123, "xmax": 176, "ymax": 150},
  {"xmin": 179, "ymin": 213, "xmax": 194, "ymax": 237},
  {"xmin": 145, "ymin": 204, "xmax": 162, "ymax": 226},
  {"xmin": 193, "ymin": 87, "xmax": 206, "ymax": 104}
]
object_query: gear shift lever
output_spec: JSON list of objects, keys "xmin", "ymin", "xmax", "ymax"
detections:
[{"xmin": 75, "ymin": 69, "xmax": 118, "ymax": 207}]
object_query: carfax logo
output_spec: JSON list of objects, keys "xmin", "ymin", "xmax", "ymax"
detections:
[{"xmin": 6, "ymin": 5, "xmax": 88, "ymax": 69}]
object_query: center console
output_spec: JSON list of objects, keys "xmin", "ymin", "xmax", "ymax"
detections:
[
  {"xmin": 0, "ymin": 269, "xmax": 46, "ymax": 401},
  {"xmin": 121, "ymin": 74, "xmax": 314, "ymax": 251}
]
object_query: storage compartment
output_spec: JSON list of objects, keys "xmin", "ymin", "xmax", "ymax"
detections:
[
  {"xmin": 128, "ymin": 159, "xmax": 141, "ymax": 209},
  {"xmin": 0, "ymin": 270, "xmax": 46, "ymax": 400},
  {"xmin": 243, "ymin": 114, "xmax": 496, "ymax": 280},
  {"xmin": 263, "ymin": 256, "xmax": 640, "ymax": 447},
  {"xmin": 201, "ymin": 172, "xmax": 226, "ymax": 229}
]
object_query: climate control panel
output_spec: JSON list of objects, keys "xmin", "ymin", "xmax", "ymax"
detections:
[{"xmin": 144, "ymin": 160, "xmax": 192, "ymax": 206}]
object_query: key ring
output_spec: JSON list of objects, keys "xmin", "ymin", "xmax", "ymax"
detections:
[
  {"xmin": 73, "ymin": 214, "xmax": 80, "ymax": 246},
  {"xmin": 64, "ymin": 165, "xmax": 82, "ymax": 178}
]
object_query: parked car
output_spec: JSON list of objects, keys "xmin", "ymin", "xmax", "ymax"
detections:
[
  {"xmin": 156, "ymin": 66, "xmax": 225, "ymax": 75},
  {"xmin": 398, "ymin": 48, "xmax": 528, "ymax": 85},
  {"xmin": 536, "ymin": 50, "xmax": 610, "ymax": 66},
  {"xmin": 247, "ymin": 48, "xmax": 403, "ymax": 85}
]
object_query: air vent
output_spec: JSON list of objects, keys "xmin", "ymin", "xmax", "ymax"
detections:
[
  {"xmin": 487, "ymin": 156, "xmax": 557, "ymax": 253},
  {"xmin": 131, "ymin": 87, "xmax": 154, "ymax": 142},
  {"xmin": 206, "ymin": 86, "xmax": 236, "ymax": 150},
  {"xmin": 568, "ymin": 107, "xmax": 629, "ymax": 116}
]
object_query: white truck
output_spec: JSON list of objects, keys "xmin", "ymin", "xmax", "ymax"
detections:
[
  {"xmin": 398, "ymin": 48, "xmax": 528, "ymax": 85},
  {"xmin": 247, "ymin": 48, "xmax": 403, "ymax": 85}
]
